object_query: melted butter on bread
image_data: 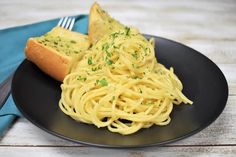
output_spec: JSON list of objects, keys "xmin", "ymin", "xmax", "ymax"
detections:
[{"xmin": 25, "ymin": 27, "xmax": 90, "ymax": 82}]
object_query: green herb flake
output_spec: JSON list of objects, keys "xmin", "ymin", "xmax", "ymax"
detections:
[
  {"xmin": 102, "ymin": 43, "xmax": 109, "ymax": 51},
  {"xmin": 77, "ymin": 76, "xmax": 87, "ymax": 81},
  {"xmin": 113, "ymin": 45, "xmax": 119, "ymax": 49},
  {"xmin": 88, "ymin": 57, "xmax": 93, "ymax": 65},
  {"xmin": 98, "ymin": 78, "xmax": 108, "ymax": 86},
  {"xmin": 106, "ymin": 51, "xmax": 112, "ymax": 57},
  {"xmin": 111, "ymin": 96, "xmax": 115, "ymax": 102},
  {"xmin": 132, "ymin": 64, "xmax": 138, "ymax": 69},
  {"xmin": 98, "ymin": 65, "xmax": 102, "ymax": 70},
  {"xmin": 91, "ymin": 67, "xmax": 97, "ymax": 71},
  {"xmin": 132, "ymin": 76, "xmax": 141, "ymax": 79},
  {"xmin": 86, "ymin": 71, "xmax": 90, "ymax": 75},
  {"xmin": 70, "ymin": 40, "xmax": 76, "ymax": 44},
  {"xmin": 106, "ymin": 59, "xmax": 113, "ymax": 65},
  {"xmin": 111, "ymin": 32, "xmax": 119, "ymax": 39},
  {"xmin": 139, "ymin": 88, "xmax": 143, "ymax": 93},
  {"xmin": 125, "ymin": 27, "xmax": 131, "ymax": 36},
  {"xmin": 131, "ymin": 51, "xmax": 138, "ymax": 59}
]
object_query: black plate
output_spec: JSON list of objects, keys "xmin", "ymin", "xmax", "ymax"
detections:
[{"xmin": 12, "ymin": 35, "xmax": 228, "ymax": 148}]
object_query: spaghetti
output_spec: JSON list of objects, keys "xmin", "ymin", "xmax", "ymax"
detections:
[{"xmin": 59, "ymin": 28, "xmax": 193, "ymax": 135}]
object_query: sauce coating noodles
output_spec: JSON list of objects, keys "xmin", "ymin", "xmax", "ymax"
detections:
[{"xmin": 59, "ymin": 28, "xmax": 192, "ymax": 135}]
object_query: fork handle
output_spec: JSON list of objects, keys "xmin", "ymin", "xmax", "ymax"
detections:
[{"xmin": 0, "ymin": 74, "xmax": 13, "ymax": 109}]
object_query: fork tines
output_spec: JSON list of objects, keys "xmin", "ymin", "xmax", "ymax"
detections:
[{"xmin": 57, "ymin": 16, "xmax": 75, "ymax": 30}]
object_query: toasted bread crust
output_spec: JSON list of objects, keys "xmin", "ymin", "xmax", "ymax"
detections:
[
  {"xmin": 25, "ymin": 38, "xmax": 71, "ymax": 82},
  {"xmin": 89, "ymin": 2, "xmax": 125, "ymax": 43},
  {"xmin": 88, "ymin": 2, "xmax": 100, "ymax": 43}
]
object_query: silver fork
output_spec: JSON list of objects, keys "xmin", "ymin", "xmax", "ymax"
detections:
[
  {"xmin": 57, "ymin": 16, "xmax": 75, "ymax": 30},
  {"xmin": 0, "ymin": 16, "xmax": 76, "ymax": 108}
]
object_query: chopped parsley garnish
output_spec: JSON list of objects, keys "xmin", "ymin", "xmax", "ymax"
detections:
[
  {"xmin": 131, "ymin": 51, "xmax": 138, "ymax": 59},
  {"xmin": 102, "ymin": 43, "xmax": 109, "ymax": 51},
  {"xmin": 111, "ymin": 32, "xmax": 119, "ymax": 39},
  {"xmin": 88, "ymin": 57, "xmax": 93, "ymax": 65},
  {"xmin": 91, "ymin": 67, "xmax": 97, "ymax": 71},
  {"xmin": 106, "ymin": 59, "xmax": 113, "ymax": 65},
  {"xmin": 132, "ymin": 64, "xmax": 139, "ymax": 69},
  {"xmin": 125, "ymin": 27, "xmax": 131, "ymax": 36},
  {"xmin": 105, "ymin": 56, "xmax": 113, "ymax": 65},
  {"xmin": 111, "ymin": 96, "xmax": 115, "ymax": 102},
  {"xmin": 86, "ymin": 71, "xmax": 90, "ymax": 75},
  {"xmin": 139, "ymin": 88, "xmax": 143, "ymax": 93},
  {"xmin": 70, "ymin": 40, "xmax": 76, "ymax": 44},
  {"xmin": 139, "ymin": 44, "xmax": 148, "ymax": 56},
  {"xmin": 96, "ymin": 78, "xmax": 108, "ymax": 86},
  {"xmin": 100, "ymin": 78, "xmax": 108, "ymax": 86},
  {"xmin": 132, "ymin": 76, "xmax": 141, "ymax": 79},
  {"xmin": 113, "ymin": 45, "xmax": 119, "ymax": 49},
  {"xmin": 102, "ymin": 43, "xmax": 113, "ymax": 57},
  {"xmin": 106, "ymin": 51, "xmax": 112, "ymax": 57},
  {"xmin": 91, "ymin": 65, "xmax": 102, "ymax": 71},
  {"xmin": 77, "ymin": 76, "xmax": 87, "ymax": 81}
]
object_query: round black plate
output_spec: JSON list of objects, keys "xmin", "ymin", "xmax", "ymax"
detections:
[{"xmin": 12, "ymin": 36, "xmax": 228, "ymax": 148}]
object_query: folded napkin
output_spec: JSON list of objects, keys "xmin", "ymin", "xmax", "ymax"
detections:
[{"xmin": 0, "ymin": 15, "xmax": 88, "ymax": 137}]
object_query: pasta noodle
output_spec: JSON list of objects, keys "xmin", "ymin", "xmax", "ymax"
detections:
[{"xmin": 59, "ymin": 27, "xmax": 193, "ymax": 135}]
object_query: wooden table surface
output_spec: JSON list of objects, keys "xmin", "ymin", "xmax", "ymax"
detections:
[{"xmin": 1, "ymin": 0, "xmax": 236, "ymax": 156}]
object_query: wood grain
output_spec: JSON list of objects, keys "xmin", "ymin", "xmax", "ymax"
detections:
[
  {"xmin": 0, "ymin": 0, "xmax": 236, "ymax": 156},
  {"xmin": 0, "ymin": 146, "xmax": 236, "ymax": 157}
]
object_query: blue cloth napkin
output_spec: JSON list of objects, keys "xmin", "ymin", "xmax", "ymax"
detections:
[{"xmin": 0, "ymin": 15, "xmax": 88, "ymax": 137}]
